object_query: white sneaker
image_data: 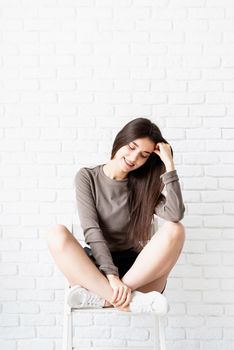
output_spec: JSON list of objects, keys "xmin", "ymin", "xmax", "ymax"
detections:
[
  {"xmin": 67, "ymin": 285, "xmax": 105, "ymax": 309},
  {"xmin": 129, "ymin": 291, "xmax": 168, "ymax": 315}
]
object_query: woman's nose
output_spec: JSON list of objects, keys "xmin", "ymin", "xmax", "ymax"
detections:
[{"xmin": 129, "ymin": 153, "xmax": 138, "ymax": 163}]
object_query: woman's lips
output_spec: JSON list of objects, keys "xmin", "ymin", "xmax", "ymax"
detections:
[{"xmin": 124, "ymin": 158, "xmax": 134, "ymax": 168}]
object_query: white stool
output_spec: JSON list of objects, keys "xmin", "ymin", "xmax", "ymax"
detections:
[{"xmin": 62, "ymin": 223, "xmax": 167, "ymax": 350}]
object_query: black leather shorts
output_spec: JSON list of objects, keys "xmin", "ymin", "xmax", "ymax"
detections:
[{"xmin": 84, "ymin": 246, "xmax": 139, "ymax": 279}]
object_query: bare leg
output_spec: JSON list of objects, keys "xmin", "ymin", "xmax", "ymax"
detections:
[
  {"xmin": 121, "ymin": 222, "xmax": 185, "ymax": 293},
  {"xmin": 46, "ymin": 224, "xmax": 114, "ymax": 306}
]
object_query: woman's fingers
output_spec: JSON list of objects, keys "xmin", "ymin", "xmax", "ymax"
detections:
[
  {"xmin": 110, "ymin": 287, "xmax": 120, "ymax": 304},
  {"xmin": 108, "ymin": 278, "xmax": 132, "ymax": 307},
  {"xmin": 119, "ymin": 290, "xmax": 132, "ymax": 308},
  {"xmin": 113, "ymin": 286, "xmax": 124, "ymax": 306},
  {"xmin": 113, "ymin": 286, "xmax": 130, "ymax": 307}
]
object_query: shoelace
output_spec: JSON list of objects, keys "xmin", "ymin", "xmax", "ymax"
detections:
[
  {"xmin": 137, "ymin": 301, "xmax": 155, "ymax": 313},
  {"xmin": 81, "ymin": 290, "xmax": 101, "ymax": 307}
]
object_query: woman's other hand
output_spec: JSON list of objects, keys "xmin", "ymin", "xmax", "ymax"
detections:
[
  {"xmin": 106, "ymin": 274, "xmax": 132, "ymax": 310},
  {"xmin": 154, "ymin": 142, "xmax": 175, "ymax": 172}
]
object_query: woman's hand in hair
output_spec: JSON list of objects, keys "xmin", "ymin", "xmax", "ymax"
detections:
[
  {"xmin": 106, "ymin": 274, "xmax": 132, "ymax": 310},
  {"xmin": 154, "ymin": 142, "xmax": 175, "ymax": 172}
]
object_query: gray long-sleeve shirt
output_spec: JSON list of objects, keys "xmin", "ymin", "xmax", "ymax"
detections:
[{"xmin": 75, "ymin": 164, "xmax": 185, "ymax": 276}]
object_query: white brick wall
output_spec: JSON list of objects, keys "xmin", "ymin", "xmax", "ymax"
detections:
[{"xmin": 0, "ymin": 1, "xmax": 234, "ymax": 349}]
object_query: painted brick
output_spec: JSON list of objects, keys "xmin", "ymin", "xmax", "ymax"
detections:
[{"xmin": 18, "ymin": 340, "xmax": 54, "ymax": 350}]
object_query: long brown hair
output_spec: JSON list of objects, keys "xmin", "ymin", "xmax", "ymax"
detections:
[{"xmin": 111, "ymin": 118, "xmax": 172, "ymax": 252}]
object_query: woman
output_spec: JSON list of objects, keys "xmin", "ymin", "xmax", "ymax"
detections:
[{"xmin": 46, "ymin": 118, "xmax": 185, "ymax": 313}]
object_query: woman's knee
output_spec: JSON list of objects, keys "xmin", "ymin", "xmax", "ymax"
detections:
[
  {"xmin": 162, "ymin": 221, "xmax": 185, "ymax": 245},
  {"xmin": 46, "ymin": 224, "xmax": 71, "ymax": 251}
]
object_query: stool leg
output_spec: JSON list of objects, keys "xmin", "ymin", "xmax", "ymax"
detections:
[
  {"xmin": 63, "ymin": 303, "xmax": 72, "ymax": 350},
  {"xmin": 158, "ymin": 316, "xmax": 166, "ymax": 350}
]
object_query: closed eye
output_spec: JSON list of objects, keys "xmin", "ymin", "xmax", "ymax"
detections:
[
  {"xmin": 128, "ymin": 144, "xmax": 135, "ymax": 150},
  {"xmin": 128, "ymin": 144, "xmax": 149, "ymax": 158},
  {"xmin": 141, "ymin": 154, "xmax": 149, "ymax": 159}
]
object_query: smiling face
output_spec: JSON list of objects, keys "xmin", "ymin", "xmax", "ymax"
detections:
[{"xmin": 113, "ymin": 137, "xmax": 155, "ymax": 174}]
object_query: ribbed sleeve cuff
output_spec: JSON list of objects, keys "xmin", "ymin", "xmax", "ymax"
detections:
[
  {"xmin": 99, "ymin": 265, "xmax": 119, "ymax": 277},
  {"xmin": 160, "ymin": 170, "xmax": 179, "ymax": 185}
]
